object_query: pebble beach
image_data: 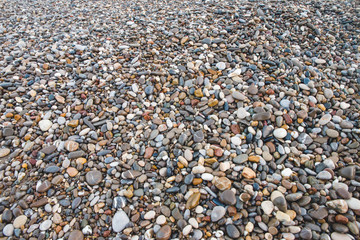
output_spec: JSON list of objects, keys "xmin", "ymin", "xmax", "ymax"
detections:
[{"xmin": 0, "ymin": 0, "xmax": 360, "ymax": 239}]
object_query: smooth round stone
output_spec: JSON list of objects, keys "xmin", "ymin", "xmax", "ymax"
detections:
[
  {"xmin": 286, "ymin": 193, "xmax": 303, "ymax": 201},
  {"xmin": 276, "ymin": 211, "xmax": 291, "ymax": 222},
  {"xmin": 216, "ymin": 62, "xmax": 226, "ymax": 70},
  {"xmin": 331, "ymin": 232, "xmax": 352, "ymax": 240},
  {"xmin": 68, "ymin": 230, "xmax": 84, "ymax": 240},
  {"xmin": 226, "ymin": 224, "xmax": 240, "ymax": 238},
  {"xmin": 156, "ymin": 225, "xmax": 171, "ymax": 240},
  {"xmin": 219, "ymin": 190, "xmax": 236, "ymax": 205},
  {"xmin": 67, "ymin": 167, "xmax": 79, "ymax": 177},
  {"xmin": 112, "ymin": 211, "xmax": 130, "ymax": 232},
  {"xmin": 0, "ymin": 148, "xmax": 10, "ymax": 158},
  {"xmin": 85, "ymin": 170, "xmax": 103, "ymax": 185},
  {"xmin": 316, "ymin": 171, "xmax": 332, "ymax": 180},
  {"xmin": 36, "ymin": 180, "xmax": 52, "ymax": 193},
  {"xmin": 230, "ymin": 136, "xmax": 241, "ymax": 145},
  {"xmin": 315, "ymin": 59, "xmax": 326, "ymax": 64},
  {"xmin": 2, "ymin": 209, "xmax": 12, "ymax": 223},
  {"xmin": 65, "ymin": 140, "xmax": 79, "ymax": 152},
  {"xmin": 186, "ymin": 192, "xmax": 201, "ymax": 209},
  {"xmin": 261, "ymin": 201, "xmax": 274, "ymax": 215},
  {"xmin": 183, "ymin": 225, "xmax": 192, "ymax": 236},
  {"xmin": 144, "ymin": 210, "xmax": 156, "ymax": 219},
  {"xmin": 345, "ymin": 198, "xmax": 360, "ymax": 210},
  {"xmin": 3, "ymin": 224, "xmax": 14, "ymax": 236},
  {"xmin": 201, "ymin": 173, "xmax": 214, "ymax": 181},
  {"xmin": 280, "ymin": 99, "xmax": 290, "ymax": 108},
  {"xmin": 281, "ymin": 168, "xmax": 293, "ymax": 177},
  {"xmin": 326, "ymin": 129, "xmax": 339, "ymax": 138},
  {"xmin": 13, "ymin": 215, "xmax": 27, "ymax": 228},
  {"xmin": 189, "ymin": 218, "xmax": 198, "ymax": 228},
  {"xmin": 193, "ymin": 130, "xmax": 204, "ymax": 143},
  {"xmin": 273, "ymin": 128, "xmax": 287, "ymax": 138},
  {"xmin": 211, "ymin": 206, "xmax": 226, "ymax": 222},
  {"xmin": 39, "ymin": 220, "xmax": 52, "ymax": 231},
  {"xmin": 184, "ymin": 149, "xmax": 193, "ymax": 161},
  {"xmin": 156, "ymin": 215, "xmax": 166, "ymax": 225},
  {"xmin": 57, "ymin": 117, "xmax": 66, "ymax": 125},
  {"xmin": 319, "ymin": 114, "xmax": 332, "ymax": 125},
  {"xmin": 39, "ymin": 120, "xmax": 53, "ymax": 131},
  {"xmin": 336, "ymin": 188, "xmax": 351, "ymax": 199},
  {"xmin": 324, "ymin": 89, "xmax": 333, "ymax": 99},
  {"xmin": 192, "ymin": 165, "xmax": 205, "ymax": 174}
]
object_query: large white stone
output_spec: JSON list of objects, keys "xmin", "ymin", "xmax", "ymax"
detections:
[
  {"xmin": 39, "ymin": 120, "xmax": 53, "ymax": 131},
  {"xmin": 273, "ymin": 128, "xmax": 287, "ymax": 138},
  {"xmin": 345, "ymin": 198, "xmax": 360, "ymax": 210},
  {"xmin": 112, "ymin": 211, "xmax": 130, "ymax": 232},
  {"xmin": 261, "ymin": 201, "xmax": 274, "ymax": 215}
]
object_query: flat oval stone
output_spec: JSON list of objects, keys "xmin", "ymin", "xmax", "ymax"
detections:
[
  {"xmin": 252, "ymin": 112, "xmax": 271, "ymax": 121},
  {"xmin": 186, "ymin": 192, "xmax": 201, "ymax": 209},
  {"xmin": 68, "ymin": 230, "xmax": 84, "ymax": 240},
  {"xmin": 226, "ymin": 224, "xmax": 240, "ymax": 238},
  {"xmin": 156, "ymin": 225, "xmax": 171, "ymax": 240},
  {"xmin": 39, "ymin": 120, "xmax": 53, "ymax": 131},
  {"xmin": 85, "ymin": 170, "xmax": 103, "ymax": 185},
  {"xmin": 0, "ymin": 148, "xmax": 10, "ymax": 158},
  {"xmin": 39, "ymin": 220, "xmax": 52, "ymax": 231},
  {"xmin": 36, "ymin": 180, "xmax": 52, "ymax": 193},
  {"xmin": 3, "ymin": 224, "xmax": 14, "ymax": 237},
  {"xmin": 326, "ymin": 129, "xmax": 339, "ymax": 138},
  {"xmin": 273, "ymin": 128, "xmax": 287, "ymax": 138},
  {"xmin": 13, "ymin": 215, "xmax": 27, "ymax": 228}
]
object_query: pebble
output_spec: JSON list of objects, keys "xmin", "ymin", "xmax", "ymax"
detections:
[
  {"xmin": 85, "ymin": 170, "xmax": 103, "ymax": 185},
  {"xmin": 39, "ymin": 220, "xmax": 52, "ymax": 231},
  {"xmin": 156, "ymin": 225, "xmax": 171, "ymax": 240},
  {"xmin": 68, "ymin": 230, "xmax": 84, "ymax": 240},
  {"xmin": 38, "ymin": 120, "xmax": 53, "ymax": 131},
  {"xmin": 3, "ymin": 224, "xmax": 14, "ymax": 237},
  {"xmin": 273, "ymin": 128, "xmax": 287, "ymax": 138},
  {"xmin": 0, "ymin": 148, "xmax": 10, "ymax": 158},
  {"xmin": 13, "ymin": 215, "xmax": 27, "ymax": 229},
  {"xmin": 112, "ymin": 211, "xmax": 130, "ymax": 232},
  {"xmin": 211, "ymin": 206, "xmax": 226, "ymax": 222}
]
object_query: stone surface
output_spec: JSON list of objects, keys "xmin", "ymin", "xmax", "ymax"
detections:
[
  {"xmin": 85, "ymin": 170, "xmax": 103, "ymax": 185},
  {"xmin": 112, "ymin": 211, "xmax": 130, "ymax": 233}
]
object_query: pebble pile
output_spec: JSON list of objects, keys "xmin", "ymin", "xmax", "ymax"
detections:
[{"xmin": 0, "ymin": 0, "xmax": 360, "ymax": 239}]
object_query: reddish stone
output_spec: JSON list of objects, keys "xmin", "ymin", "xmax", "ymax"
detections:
[
  {"xmin": 202, "ymin": 216, "xmax": 211, "ymax": 222},
  {"xmin": 29, "ymin": 158, "xmax": 37, "ymax": 165},
  {"xmin": 283, "ymin": 114, "xmax": 293, "ymax": 124},
  {"xmin": 104, "ymin": 210, "xmax": 112, "ymax": 215},
  {"xmin": 266, "ymin": 89, "xmax": 275, "ymax": 95},
  {"xmin": 214, "ymin": 148, "xmax": 223, "ymax": 157},
  {"xmin": 191, "ymin": 99, "xmax": 200, "ymax": 106},
  {"xmin": 103, "ymin": 230, "xmax": 111, "ymax": 237},
  {"xmin": 227, "ymin": 206, "xmax": 237, "ymax": 216},
  {"xmin": 230, "ymin": 124, "xmax": 240, "ymax": 134},
  {"xmin": 144, "ymin": 147, "xmax": 154, "ymax": 159},
  {"xmin": 335, "ymin": 215, "xmax": 349, "ymax": 224}
]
